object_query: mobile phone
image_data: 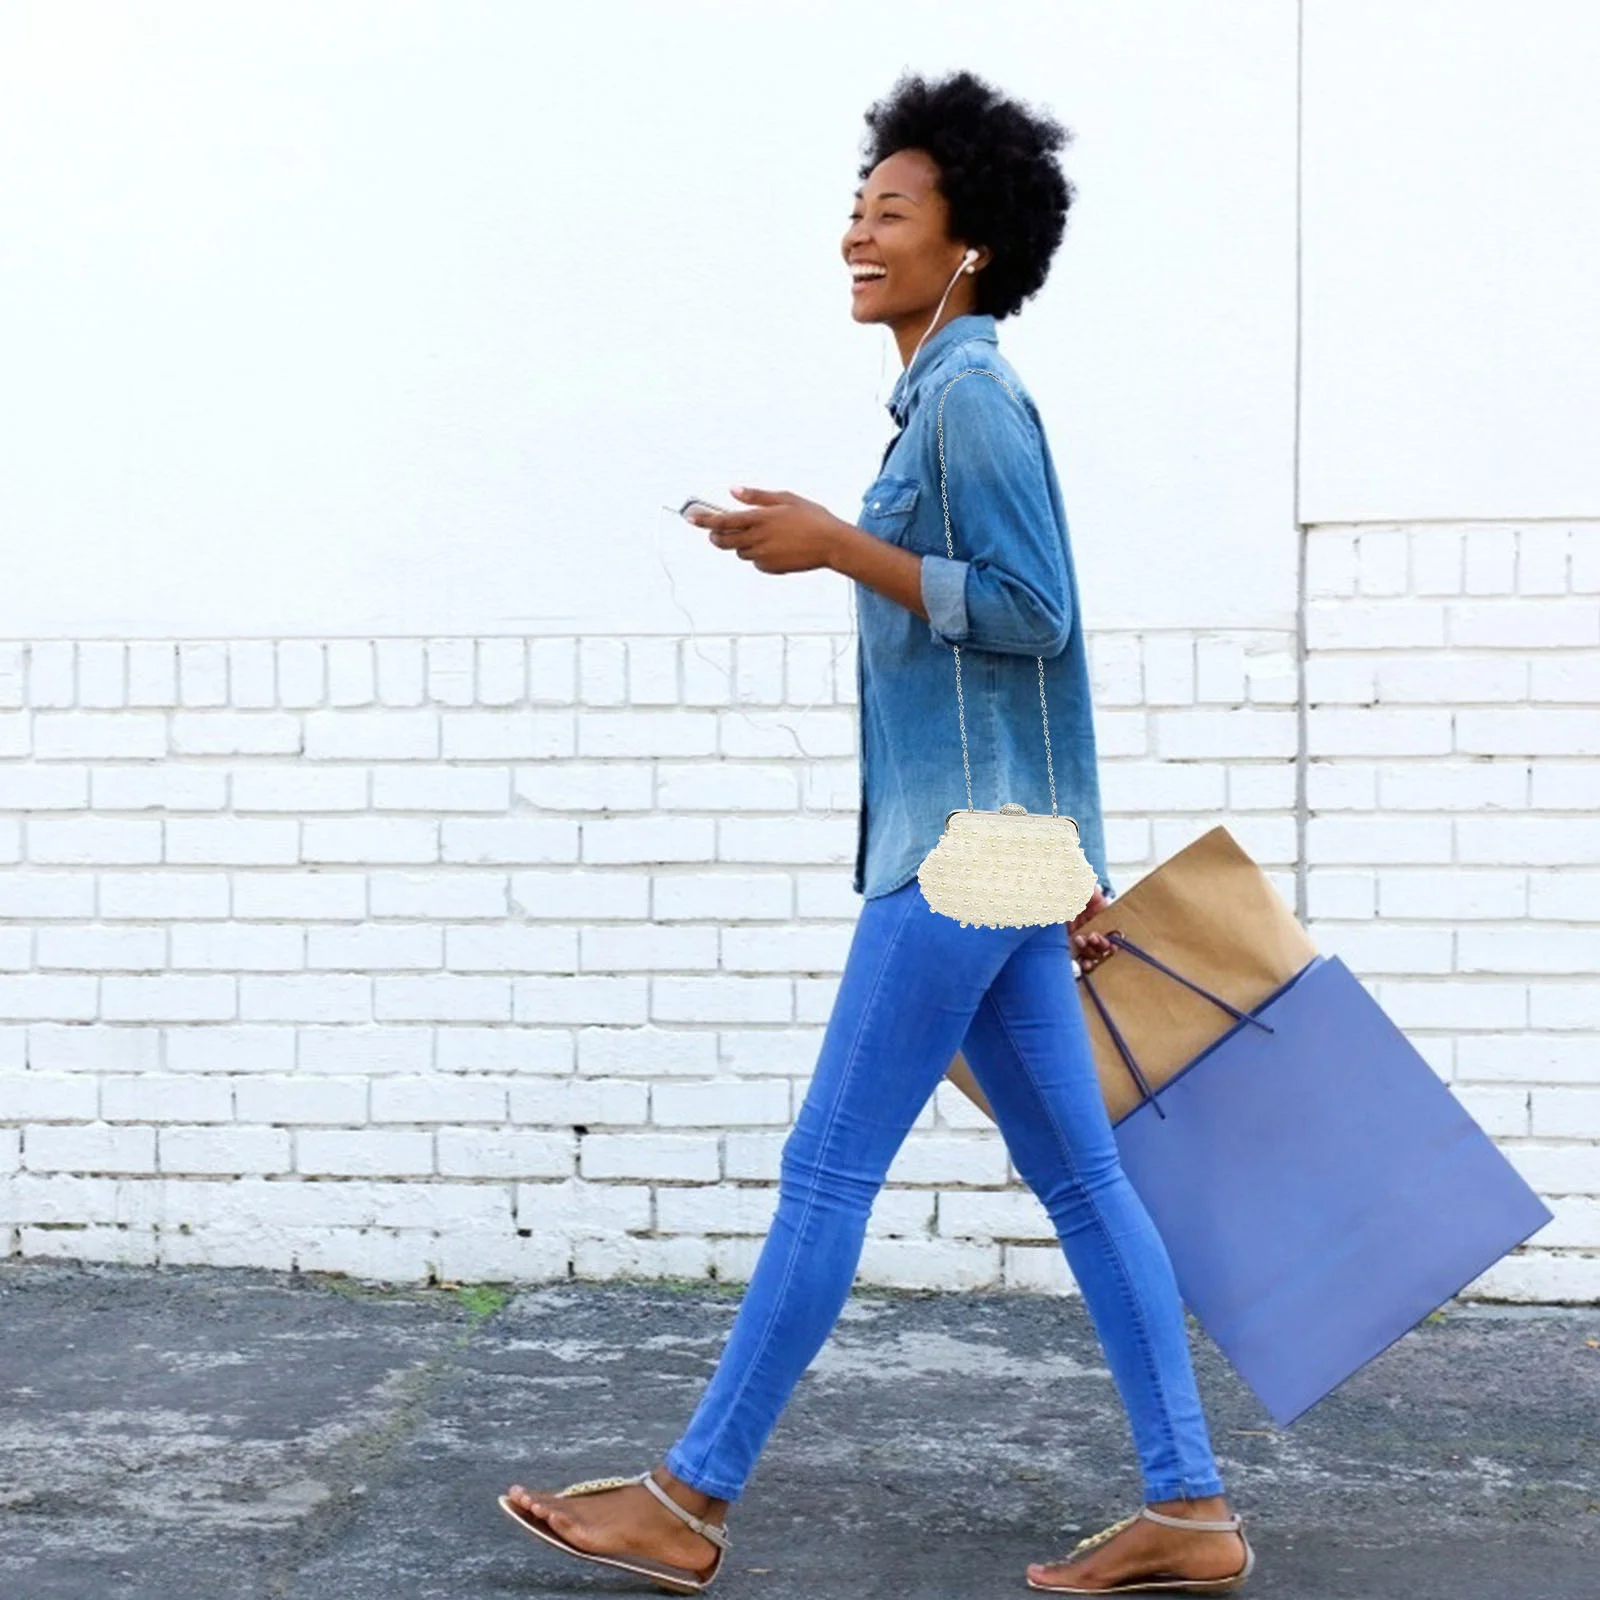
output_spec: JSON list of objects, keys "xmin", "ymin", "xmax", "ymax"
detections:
[{"xmin": 671, "ymin": 496, "xmax": 732, "ymax": 520}]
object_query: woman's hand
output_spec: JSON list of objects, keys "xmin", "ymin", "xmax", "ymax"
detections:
[
  {"xmin": 1070, "ymin": 887, "xmax": 1115, "ymax": 973},
  {"xmin": 686, "ymin": 487, "xmax": 844, "ymax": 574}
]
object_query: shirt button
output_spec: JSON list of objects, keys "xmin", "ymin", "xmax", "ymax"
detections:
[{"xmin": 871, "ymin": 500, "xmax": 880, "ymax": 510}]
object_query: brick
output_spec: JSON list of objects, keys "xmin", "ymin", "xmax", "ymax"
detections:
[
  {"xmin": 442, "ymin": 818, "xmax": 577, "ymax": 864},
  {"xmin": 375, "ymin": 640, "xmax": 425, "ymax": 705},
  {"xmin": 1457, "ymin": 1035, "xmax": 1600, "ymax": 1084},
  {"xmin": 240, "ymin": 976, "xmax": 369, "ymax": 1023},
  {"xmin": 578, "ymin": 711, "xmax": 718, "ymax": 759},
  {"xmin": 25, "ymin": 1122, "xmax": 157, "ymax": 1173},
  {"xmin": 717, "ymin": 816, "xmax": 852, "ymax": 866},
  {"xmin": 1528, "ymin": 984, "xmax": 1600, "ymax": 1030},
  {"xmin": 1376, "ymin": 656, "xmax": 1527, "ymax": 703},
  {"xmin": 651, "ymin": 976, "xmax": 790, "ymax": 1024},
  {"xmin": 277, "ymin": 642, "xmax": 325, "ymax": 707},
  {"xmin": 232, "ymin": 768, "xmax": 368, "ymax": 812},
  {"xmin": 855, "ymin": 1237, "xmax": 999, "ymax": 1291},
  {"xmin": 516, "ymin": 762, "xmax": 653, "ymax": 812},
  {"xmin": 326, "ymin": 641, "xmax": 375, "ymax": 706},
  {"xmin": 579, "ymin": 1133, "xmax": 717, "ymax": 1182},
  {"xmin": 574, "ymin": 1234, "xmax": 711, "ymax": 1280},
  {"xmin": 1411, "ymin": 529, "xmax": 1464, "ymax": 595},
  {"xmin": 1305, "ymin": 530, "xmax": 1358, "ymax": 598},
  {"xmin": 167, "ymin": 818, "xmax": 299, "ymax": 866},
  {"xmin": 1457, "ymin": 709, "xmax": 1600, "ymax": 758},
  {"xmin": 36, "ymin": 926, "xmax": 166, "ymax": 972},
  {"xmin": 885, "ymin": 1135, "xmax": 1009, "ymax": 1187},
  {"xmin": 516, "ymin": 975, "xmax": 649, "ymax": 1026},
  {"xmin": 370, "ymin": 871, "xmax": 506, "ymax": 919},
  {"xmin": 0, "ymin": 976, "xmax": 97, "ymax": 1021},
  {"xmin": 101, "ymin": 1074, "xmax": 231, "ymax": 1122},
  {"xmin": 178, "ymin": 643, "xmax": 228, "ymax": 706},
  {"xmin": 171, "ymin": 924, "xmax": 304, "ymax": 971},
  {"xmin": 374, "ymin": 976, "xmax": 511, "ymax": 1022},
  {"xmin": 1378, "ymin": 869, "xmax": 1525, "ymax": 920},
  {"xmin": 308, "ymin": 925, "xmax": 443, "ymax": 970},
  {"xmin": 171, "ymin": 713, "xmax": 300, "ymax": 756},
  {"xmin": 579, "ymin": 639, "xmax": 626, "ymax": 705},
  {"xmin": 5, "ymin": 1073, "xmax": 98, "ymax": 1120},
  {"xmin": 76, "ymin": 643, "xmax": 125, "ymax": 707},
  {"xmin": 476, "ymin": 639, "xmax": 527, "ymax": 706},
  {"xmin": 1142, "ymin": 636, "xmax": 1196, "ymax": 702},
  {"xmin": 372, "ymin": 767, "xmax": 510, "ymax": 812},
  {"xmin": 299, "ymin": 1026, "xmax": 433, "ymax": 1076},
  {"xmin": 370, "ymin": 1076, "xmax": 508, "ymax": 1123},
  {"xmin": 102, "ymin": 975, "xmax": 234, "ymax": 1022},
  {"xmin": 1448, "ymin": 600, "xmax": 1599, "ymax": 649},
  {"xmin": 719, "ymin": 925, "xmax": 851, "ymax": 974},
  {"xmin": 235, "ymin": 1076, "xmax": 367, "ymax": 1124},
  {"xmin": 297, "ymin": 1129, "xmax": 434, "ymax": 1176},
  {"xmin": 655, "ymin": 1184, "xmax": 775, "ymax": 1235},
  {"xmin": 303, "ymin": 711, "xmax": 438, "ymax": 760},
  {"xmin": 92, "ymin": 767, "xmax": 227, "ymax": 811},
  {"xmin": 513, "ymin": 1177, "xmax": 650, "ymax": 1232},
  {"xmin": 1357, "ymin": 529, "xmax": 1409, "ymax": 596},
  {"xmin": 1307, "ymin": 815, "xmax": 1452, "ymax": 863},
  {"xmin": 445, "ymin": 925, "xmax": 578, "ymax": 972},
  {"xmin": 938, "ymin": 1187, "xmax": 1055, "ymax": 1242},
  {"xmin": 0, "ymin": 874, "xmax": 94, "ymax": 919},
  {"xmin": 100, "ymin": 871, "xmax": 230, "ymax": 920},
  {"xmin": 1462, "ymin": 529, "xmax": 1517, "ymax": 594},
  {"xmin": 127, "ymin": 643, "xmax": 179, "ymax": 706},
  {"xmin": 1377, "ymin": 763, "xmax": 1527, "ymax": 811},
  {"xmin": 1307, "ymin": 708, "xmax": 1453, "ymax": 757},
  {"xmin": 1458, "ymin": 815, "xmax": 1600, "ymax": 866},
  {"xmin": 441, "ymin": 711, "xmax": 573, "ymax": 760},
  {"xmin": 33, "ymin": 714, "xmax": 165, "ymax": 760},
  {"xmin": 28, "ymin": 1023, "xmax": 160, "ymax": 1073},
  {"xmin": 166, "ymin": 1026, "xmax": 294, "ymax": 1074},
  {"xmin": 1375, "ymin": 980, "xmax": 1526, "ymax": 1032},
  {"xmin": 436, "ymin": 1027, "xmax": 572, "ymax": 1076},
  {"xmin": 681, "ymin": 637, "xmax": 733, "ymax": 705},
  {"xmin": 304, "ymin": 818, "xmax": 439, "ymax": 865},
  {"xmin": 577, "ymin": 1025, "xmax": 714, "ymax": 1077},
  {"xmin": 582, "ymin": 817, "xmax": 714, "ymax": 865},
  {"xmin": 1459, "ymin": 928, "xmax": 1600, "ymax": 975},
  {"xmin": 233, "ymin": 872, "xmax": 366, "ymax": 921},
  {"xmin": 426, "ymin": 639, "xmax": 474, "ymax": 705},
  {"xmin": 1153, "ymin": 709, "xmax": 1297, "ymax": 759},
  {"xmin": 28, "ymin": 818, "xmax": 161, "ymax": 866},
  {"xmin": 228, "ymin": 641, "xmax": 276, "ymax": 707},
  {"xmin": 528, "ymin": 638, "xmax": 577, "ymax": 705},
  {"xmin": 786, "ymin": 636, "xmax": 838, "ymax": 706},
  {"xmin": 511, "ymin": 870, "xmax": 648, "ymax": 919},
  {"xmin": 1529, "ymin": 1088, "xmax": 1600, "ymax": 1140},
  {"xmin": 28, "ymin": 643, "xmax": 75, "ymax": 706},
  {"xmin": 654, "ymin": 873, "xmax": 792, "ymax": 922},
  {"xmin": 1529, "ymin": 868, "xmax": 1600, "ymax": 921},
  {"xmin": 507, "ymin": 1078, "xmax": 649, "ymax": 1127},
  {"xmin": 1305, "ymin": 602, "xmax": 1446, "ymax": 650},
  {"xmin": 656, "ymin": 762, "xmax": 796, "ymax": 812},
  {"xmin": 1, "ymin": 766, "xmax": 89, "ymax": 809},
  {"xmin": 717, "ymin": 708, "xmax": 854, "ymax": 759},
  {"xmin": 580, "ymin": 924, "xmax": 717, "ymax": 972},
  {"xmin": 436, "ymin": 1127, "xmax": 573, "ymax": 1178},
  {"xmin": 651, "ymin": 1079, "xmax": 790, "ymax": 1126}
]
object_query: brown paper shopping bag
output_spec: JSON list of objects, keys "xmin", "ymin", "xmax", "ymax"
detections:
[{"xmin": 945, "ymin": 825, "xmax": 1317, "ymax": 1123}]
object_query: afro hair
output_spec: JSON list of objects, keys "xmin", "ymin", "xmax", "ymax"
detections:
[{"xmin": 857, "ymin": 69, "xmax": 1076, "ymax": 321}]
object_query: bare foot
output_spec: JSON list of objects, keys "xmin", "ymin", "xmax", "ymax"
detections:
[
  {"xmin": 1027, "ymin": 1495, "xmax": 1248, "ymax": 1591},
  {"xmin": 504, "ymin": 1466, "xmax": 729, "ymax": 1582}
]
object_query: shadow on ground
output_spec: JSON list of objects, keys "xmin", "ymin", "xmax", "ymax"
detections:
[{"xmin": 1, "ymin": 1260, "xmax": 1596, "ymax": 1599}]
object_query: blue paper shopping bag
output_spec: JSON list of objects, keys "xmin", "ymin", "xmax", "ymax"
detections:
[{"xmin": 1084, "ymin": 939, "xmax": 1554, "ymax": 1426}]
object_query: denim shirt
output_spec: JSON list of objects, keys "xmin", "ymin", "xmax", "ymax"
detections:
[{"xmin": 851, "ymin": 311, "xmax": 1115, "ymax": 903}]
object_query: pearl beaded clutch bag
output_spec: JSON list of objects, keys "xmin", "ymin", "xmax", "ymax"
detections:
[{"xmin": 915, "ymin": 369, "xmax": 1100, "ymax": 930}]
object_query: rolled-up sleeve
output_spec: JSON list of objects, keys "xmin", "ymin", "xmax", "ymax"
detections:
[{"xmin": 919, "ymin": 372, "xmax": 1072, "ymax": 658}]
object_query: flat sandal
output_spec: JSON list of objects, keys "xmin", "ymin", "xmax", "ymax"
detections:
[
  {"xmin": 498, "ymin": 1470, "xmax": 730, "ymax": 1594},
  {"xmin": 1026, "ymin": 1504, "xmax": 1255, "ymax": 1594}
]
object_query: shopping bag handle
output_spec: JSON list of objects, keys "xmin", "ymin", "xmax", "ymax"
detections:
[{"xmin": 1079, "ymin": 931, "xmax": 1275, "ymax": 1120}]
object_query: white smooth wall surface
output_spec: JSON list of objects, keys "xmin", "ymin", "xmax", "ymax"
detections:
[
  {"xmin": 1300, "ymin": 0, "xmax": 1600, "ymax": 522},
  {"xmin": 0, "ymin": 0, "xmax": 1299, "ymax": 638}
]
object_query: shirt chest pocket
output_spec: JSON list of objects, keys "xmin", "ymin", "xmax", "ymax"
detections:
[{"xmin": 858, "ymin": 472, "xmax": 928, "ymax": 548}]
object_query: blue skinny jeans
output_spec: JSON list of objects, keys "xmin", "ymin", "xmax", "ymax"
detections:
[{"xmin": 664, "ymin": 874, "xmax": 1226, "ymax": 1504}]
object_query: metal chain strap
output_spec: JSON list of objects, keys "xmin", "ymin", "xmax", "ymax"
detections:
[{"xmin": 934, "ymin": 368, "xmax": 1058, "ymax": 816}]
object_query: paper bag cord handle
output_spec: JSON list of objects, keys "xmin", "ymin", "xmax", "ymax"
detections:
[
  {"xmin": 1080, "ymin": 932, "xmax": 1276, "ymax": 1116},
  {"xmin": 1104, "ymin": 933, "xmax": 1277, "ymax": 1036},
  {"xmin": 935, "ymin": 368, "xmax": 1057, "ymax": 817}
]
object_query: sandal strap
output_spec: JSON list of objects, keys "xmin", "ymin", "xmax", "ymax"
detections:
[
  {"xmin": 637, "ymin": 1470, "xmax": 732, "ymax": 1551},
  {"xmin": 1139, "ymin": 1505, "xmax": 1243, "ymax": 1533}
]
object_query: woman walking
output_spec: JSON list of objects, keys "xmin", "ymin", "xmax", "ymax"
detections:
[{"xmin": 502, "ymin": 69, "xmax": 1253, "ymax": 1596}]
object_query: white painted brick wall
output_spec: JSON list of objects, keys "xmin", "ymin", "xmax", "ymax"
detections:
[{"xmin": 0, "ymin": 559, "xmax": 1595, "ymax": 1300}]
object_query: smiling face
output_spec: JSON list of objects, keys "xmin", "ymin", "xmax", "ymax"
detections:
[{"xmin": 842, "ymin": 147, "xmax": 989, "ymax": 338}]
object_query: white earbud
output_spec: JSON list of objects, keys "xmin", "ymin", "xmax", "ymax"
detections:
[{"xmin": 962, "ymin": 247, "xmax": 979, "ymax": 273}]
